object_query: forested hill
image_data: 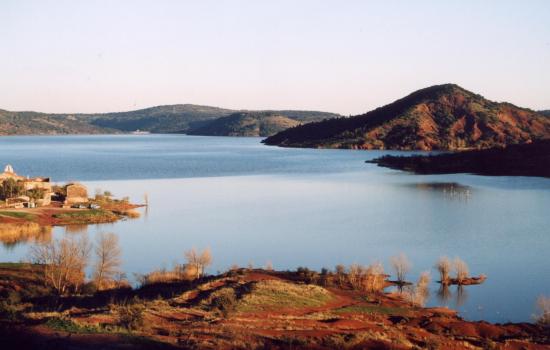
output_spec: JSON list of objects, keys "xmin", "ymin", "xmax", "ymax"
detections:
[
  {"xmin": 186, "ymin": 112, "xmax": 301, "ymax": 137},
  {"xmin": 0, "ymin": 105, "xmax": 340, "ymax": 136},
  {"xmin": 264, "ymin": 84, "xmax": 550, "ymax": 151}
]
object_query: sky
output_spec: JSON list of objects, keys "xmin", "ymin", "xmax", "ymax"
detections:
[{"xmin": 0, "ymin": 0, "xmax": 549, "ymax": 115}]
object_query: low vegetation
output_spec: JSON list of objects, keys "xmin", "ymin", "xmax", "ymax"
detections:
[
  {"xmin": 53, "ymin": 209, "xmax": 119, "ymax": 224},
  {"xmin": 369, "ymin": 139, "xmax": 550, "ymax": 178}
]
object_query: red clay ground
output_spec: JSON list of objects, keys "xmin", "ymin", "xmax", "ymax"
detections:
[{"xmin": 1, "ymin": 268, "xmax": 548, "ymax": 349}]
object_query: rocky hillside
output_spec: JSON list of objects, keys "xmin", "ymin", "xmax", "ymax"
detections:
[
  {"xmin": 0, "ymin": 105, "xmax": 339, "ymax": 136},
  {"xmin": 264, "ymin": 84, "xmax": 550, "ymax": 150},
  {"xmin": 187, "ymin": 112, "xmax": 301, "ymax": 137}
]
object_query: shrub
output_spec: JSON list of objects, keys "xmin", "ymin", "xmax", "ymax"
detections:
[
  {"xmin": 209, "ymin": 289, "xmax": 238, "ymax": 318},
  {"xmin": 0, "ymin": 291, "xmax": 22, "ymax": 321},
  {"xmin": 113, "ymin": 300, "xmax": 145, "ymax": 331}
]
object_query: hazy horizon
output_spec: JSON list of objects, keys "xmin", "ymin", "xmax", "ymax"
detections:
[{"xmin": 1, "ymin": 0, "xmax": 549, "ymax": 115}]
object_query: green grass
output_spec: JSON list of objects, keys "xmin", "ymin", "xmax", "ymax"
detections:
[
  {"xmin": 0, "ymin": 211, "xmax": 36, "ymax": 220},
  {"xmin": 334, "ymin": 304, "xmax": 410, "ymax": 316},
  {"xmin": 53, "ymin": 209, "xmax": 118, "ymax": 223},
  {"xmin": 0, "ymin": 262, "xmax": 28, "ymax": 269},
  {"xmin": 45, "ymin": 317, "xmax": 103, "ymax": 334},
  {"xmin": 237, "ymin": 280, "xmax": 332, "ymax": 312}
]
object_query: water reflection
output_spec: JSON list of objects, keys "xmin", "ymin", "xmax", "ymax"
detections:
[
  {"xmin": 64, "ymin": 224, "xmax": 89, "ymax": 235},
  {"xmin": 435, "ymin": 284, "xmax": 470, "ymax": 308},
  {"xmin": 455, "ymin": 285, "xmax": 468, "ymax": 308},
  {"xmin": 403, "ymin": 182, "xmax": 472, "ymax": 201},
  {"xmin": 0, "ymin": 223, "xmax": 53, "ymax": 249},
  {"xmin": 437, "ymin": 284, "xmax": 452, "ymax": 305}
]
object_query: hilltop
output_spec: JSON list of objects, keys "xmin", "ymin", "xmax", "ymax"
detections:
[
  {"xmin": 264, "ymin": 84, "xmax": 550, "ymax": 150},
  {"xmin": 0, "ymin": 105, "xmax": 340, "ymax": 136}
]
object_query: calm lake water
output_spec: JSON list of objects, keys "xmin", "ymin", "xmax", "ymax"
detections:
[{"xmin": 1, "ymin": 134, "xmax": 549, "ymax": 323}]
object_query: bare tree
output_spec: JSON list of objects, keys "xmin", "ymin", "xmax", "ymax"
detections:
[
  {"xmin": 335, "ymin": 264, "xmax": 346, "ymax": 287},
  {"xmin": 365, "ymin": 262, "xmax": 385, "ymax": 292},
  {"xmin": 534, "ymin": 295, "xmax": 550, "ymax": 327},
  {"xmin": 403, "ymin": 271, "xmax": 431, "ymax": 307},
  {"xmin": 453, "ymin": 257, "xmax": 469, "ymax": 284},
  {"xmin": 390, "ymin": 253, "xmax": 411, "ymax": 284},
  {"xmin": 435, "ymin": 256, "xmax": 452, "ymax": 284},
  {"xmin": 29, "ymin": 235, "xmax": 91, "ymax": 295},
  {"xmin": 184, "ymin": 247, "xmax": 212, "ymax": 279},
  {"xmin": 93, "ymin": 232, "xmax": 122, "ymax": 291}
]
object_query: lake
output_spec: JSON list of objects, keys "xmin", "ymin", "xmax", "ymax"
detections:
[{"xmin": 1, "ymin": 134, "xmax": 549, "ymax": 323}]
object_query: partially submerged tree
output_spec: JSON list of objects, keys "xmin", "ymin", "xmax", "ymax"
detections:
[
  {"xmin": 184, "ymin": 247, "xmax": 212, "ymax": 279},
  {"xmin": 453, "ymin": 257, "xmax": 469, "ymax": 284},
  {"xmin": 29, "ymin": 235, "xmax": 91, "ymax": 295},
  {"xmin": 435, "ymin": 256, "xmax": 452, "ymax": 284},
  {"xmin": 93, "ymin": 232, "xmax": 122, "ymax": 291},
  {"xmin": 390, "ymin": 253, "xmax": 411, "ymax": 285}
]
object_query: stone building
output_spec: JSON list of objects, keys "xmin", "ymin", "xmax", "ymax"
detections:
[{"xmin": 65, "ymin": 183, "xmax": 89, "ymax": 205}]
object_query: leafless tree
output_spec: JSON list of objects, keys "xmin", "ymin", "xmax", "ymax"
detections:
[
  {"xmin": 453, "ymin": 257, "xmax": 469, "ymax": 284},
  {"xmin": 93, "ymin": 232, "xmax": 122, "ymax": 290},
  {"xmin": 348, "ymin": 264, "xmax": 363, "ymax": 290},
  {"xmin": 29, "ymin": 235, "xmax": 91, "ymax": 295},
  {"xmin": 365, "ymin": 262, "xmax": 385, "ymax": 292},
  {"xmin": 335, "ymin": 264, "xmax": 346, "ymax": 287},
  {"xmin": 534, "ymin": 295, "xmax": 550, "ymax": 327},
  {"xmin": 435, "ymin": 256, "xmax": 452, "ymax": 284},
  {"xmin": 390, "ymin": 253, "xmax": 411, "ymax": 284},
  {"xmin": 403, "ymin": 271, "xmax": 431, "ymax": 307},
  {"xmin": 184, "ymin": 247, "xmax": 212, "ymax": 279}
]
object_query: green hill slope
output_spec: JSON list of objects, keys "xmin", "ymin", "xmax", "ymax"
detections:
[
  {"xmin": 0, "ymin": 105, "xmax": 340, "ymax": 136},
  {"xmin": 0, "ymin": 109, "xmax": 113, "ymax": 135},
  {"xmin": 187, "ymin": 112, "xmax": 301, "ymax": 137}
]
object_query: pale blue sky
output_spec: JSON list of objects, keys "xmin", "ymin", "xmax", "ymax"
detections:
[{"xmin": 1, "ymin": 0, "xmax": 549, "ymax": 115}]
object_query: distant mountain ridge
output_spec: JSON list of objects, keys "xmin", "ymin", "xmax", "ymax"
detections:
[
  {"xmin": 264, "ymin": 84, "xmax": 550, "ymax": 150},
  {"xmin": 0, "ymin": 105, "xmax": 340, "ymax": 136},
  {"xmin": 539, "ymin": 110, "xmax": 550, "ymax": 117}
]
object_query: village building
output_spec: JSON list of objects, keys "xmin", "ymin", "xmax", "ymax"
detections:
[
  {"xmin": 65, "ymin": 183, "xmax": 89, "ymax": 205},
  {"xmin": 0, "ymin": 164, "xmax": 53, "ymax": 207}
]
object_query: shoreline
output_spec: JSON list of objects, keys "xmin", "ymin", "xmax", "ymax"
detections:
[{"xmin": 0, "ymin": 264, "xmax": 548, "ymax": 349}]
